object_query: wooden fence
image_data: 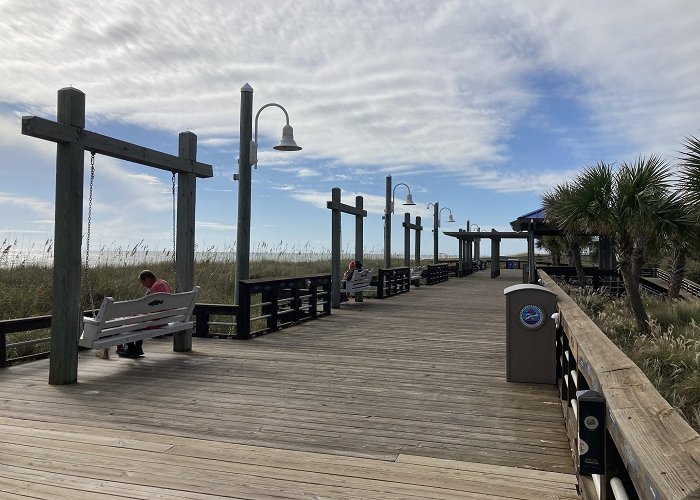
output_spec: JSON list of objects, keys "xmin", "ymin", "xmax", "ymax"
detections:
[
  {"xmin": 1, "ymin": 273, "xmax": 332, "ymax": 365},
  {"xmin": 375, "ymin": 267, "xmax": 410, "ymax": 299},
  {"xmin": 426, "ymin": 263, "xmax": 449, "ymax": 285},
  {"xmin": 540, "ymin": 270, "xmax": 700, "ymax": 500}
]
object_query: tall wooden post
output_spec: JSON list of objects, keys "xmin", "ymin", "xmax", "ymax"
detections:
[
  {"xmin": 384, "ymin": 176, "xmax": 392, "ymax": 268},
  {"xmin": 234, "ymin": 84, "xmax": 254, "ymax": 305},
  {"xmin": 528, "ymin": 219, "xmax": 536, "ymax": 283},
  {"xmin": 49, "ymin": 87, "xmax": 85, "ymax": 385},
  {"xmin": 458, "ymin": 229, "xmax": 464, "ymax": 275},
  {"xmin": 355, "ymin": 195, "xmax": 364, "ymax": 302},
  {"xmin": 403, "ymin": 213, "xmax": 411, "ymax": 267},
  {"xmin": 331, "ymin": 188, "xmax": 342, "ymax": 309},
  {"xmin": 433, "ymin": 202, "xmax": 439, "ymax": 264},
  {"xmin": 174, "ymin": 131, "xmax": 197, "ymax": 352},
  {"xmin": 415, "ymin": 216, "xmax": 422, "ymax": 266},
  {"xmin": 491, "ymin": 231, "xmax": 501, "ymax": 279}
]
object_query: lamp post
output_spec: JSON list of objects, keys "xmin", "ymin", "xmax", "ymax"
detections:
[
  {"xmin": 234, "ymin": 84, "xmax": 301, "ymax": 304},
  {"xmin": 427, "ymin": 203, "xmax": 454, "ymax": 263},
  {"xmin": 384, "ymin": 175, "xmax": 416, "ymax": 268}
]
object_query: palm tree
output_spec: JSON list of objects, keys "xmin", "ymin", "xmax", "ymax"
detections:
[
  {"xmin": 673, "ymin": 135, "xmax": 700, "ymax": 298},
  {"xmin": 542, "ymin": 184, "xmax": 588, "ymax": 286},
  {"xmin": 551, "ymin": 158, "xmax": 692, "ymax": 334},
  {"xmin": 536, "ymin": 236, "xmax": 565, "ymax": 266}
]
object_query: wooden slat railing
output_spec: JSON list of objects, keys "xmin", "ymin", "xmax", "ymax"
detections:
[
  {"xmin": 237, "ymin": 274, "xmax": 331, "ymax": 340},
  {"xmin": 426, "ymin": 263, "xmax": 449, "ymax": 285},
  {"xmin": 540, "ymin": 269, "xmax": 700, "ymax": 500},
  {"xmin": 376, "ymin": 267, "xmax": 410, "ymax": 299}
]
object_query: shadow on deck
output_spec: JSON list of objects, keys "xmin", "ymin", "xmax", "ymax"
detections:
[{"xmin": 0, "ymin": 269, "xmax": 578, "ymax": 499}]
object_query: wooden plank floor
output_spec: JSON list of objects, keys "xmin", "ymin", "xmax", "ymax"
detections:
[{"xmin": 0, "ymin": 269, "xmax": 578, "ymax": 499}]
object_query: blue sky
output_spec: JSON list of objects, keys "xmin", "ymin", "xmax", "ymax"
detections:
[{"xmin": 1, "ymin": 1, "xmax": 699, "ymax": 259}]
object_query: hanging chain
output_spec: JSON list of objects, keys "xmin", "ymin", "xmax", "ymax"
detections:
[
  {"xmin": 84, "ymin": 152, "xmax": 97, "ymax": 317},
  {"xmin": 172, "ymin": 171, "xmax": 178, "ymax": 291}
]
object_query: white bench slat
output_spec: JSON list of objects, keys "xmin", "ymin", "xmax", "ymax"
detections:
[
  {"xmin": 79, "ymin": 286, "xmax": 200, "ymax": 349},
  {"xmin": 339, "ymin": 269, "xmax": 373, "ymax": 293}
]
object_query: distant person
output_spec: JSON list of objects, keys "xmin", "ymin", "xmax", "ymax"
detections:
[
  {"xmin": 117, "ymin": 270, "xmax": 172, "ymax": 358},
  {"xmin": 340, "ymin": 260, "xmax": 363, "ymax": 301}
]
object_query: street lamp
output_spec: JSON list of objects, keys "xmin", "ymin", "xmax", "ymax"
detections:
[
  {"xmin": 235, "ymin": 84, "xmax": 302, "ymax": 304},
  {"xmin": 384, "ymin": 175, "xmax": 416, "ymax": 268},
  {"xmin": 427, "ymin": 203, "xmax": 454, "ymax": 263}
]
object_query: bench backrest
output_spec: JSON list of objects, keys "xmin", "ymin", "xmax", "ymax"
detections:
[
  {"xmin": 342, "ymin": 269, "xmax": 373, "ymax": 292},
  {"xmin": 81, "ymin": 287, "xmax": 200, "ymax": 344}
]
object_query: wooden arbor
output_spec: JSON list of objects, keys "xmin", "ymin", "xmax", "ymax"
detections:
[
  {"xmin": 402, "ymin": 214, "xmax": 422, "ymax": 267},
  {"xmin": 326, "ymin": 187, "xmax": 367, "ymax": 308},
  {"xmin": 22, "ymin": 88, "xmax": 213, "ymax": 385}
]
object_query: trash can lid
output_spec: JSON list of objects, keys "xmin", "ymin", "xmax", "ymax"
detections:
[{"xmin": 503, "ymin": 283, "xmax": 557, "ymax": 295}]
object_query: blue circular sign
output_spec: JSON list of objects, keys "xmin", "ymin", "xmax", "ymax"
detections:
[{"xmin": 519, "ymin": 304, "xmax": 544, "ymax": 329}]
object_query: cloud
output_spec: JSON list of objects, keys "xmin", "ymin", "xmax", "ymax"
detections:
[
  {"xmin": 196, "ymin": 221, "xmax": 236, "ymax": 230},
  {"xmin": 0, "ymin": 192, "xmax": 54, "ymax": 218},
  {"xmin": 1, "ymin": 0, "xmax": 698, "ymax": 197},
  {"xmin": 297, "ymin": 168, "xmax": 320, "ymax": 178}
]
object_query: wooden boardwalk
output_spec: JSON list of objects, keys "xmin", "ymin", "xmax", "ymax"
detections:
[{"xmin": 0, "ymin": 269, "xmax": 578, "ymax": 499}]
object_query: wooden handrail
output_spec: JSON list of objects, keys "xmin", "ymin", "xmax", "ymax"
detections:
[{"xmin": 539, "ymin": 270, "xmax": 700, "ymax": 500}]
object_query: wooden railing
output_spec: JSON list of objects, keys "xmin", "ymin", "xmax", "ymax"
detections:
[
  {"xmin": 426, "ymin": 263, "xmax": 449, "ymax": 285},
  {"xmin": 237, "ymin": 274, "xmax": 331, "ymax": 340},
  {"xmin": 647, "ymin": 268, "xmax": 700, "ymax": 298},
  {"xmin": 2, "ymin": 274, "xmax": 332, "ymax": 365},
  {"xmin": 376, "ymin": 267, "xmax": 410, "ymax": 299},
  {"xmin": 540, "ymin": 270, "xmax": 700, "ymax": 500},
  {"xmin": 0, "ymin": 315, "xmax": 52, "ymax": 368}
]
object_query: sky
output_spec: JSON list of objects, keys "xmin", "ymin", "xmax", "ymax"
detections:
[{"xmin": 1, "ymin": 0, "xmax": 699, "ymax": 261}]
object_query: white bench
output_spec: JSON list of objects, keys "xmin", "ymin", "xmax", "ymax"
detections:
[
  {"xmin": 339, "ymin": 269, "xmax": 373, "ymax": 294},
  {"xmin": 410, "ymin": 265, "xmax": 426, "ymax": 286},
  {"xmin": 79, "ymin": 287, "xmax": 200, "ymax": 349}
]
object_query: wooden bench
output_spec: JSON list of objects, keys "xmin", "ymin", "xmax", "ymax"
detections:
[
  {"xmin": 410, "ymin": 265, "xmax": 425, "ymax": 287},
  {"xmin": 339, "ymin": 269, "xmax": 373, "ymax": 294},
  {"xmin": 79, "ymin": 287, "xmax": 200, "ymax": 349}
]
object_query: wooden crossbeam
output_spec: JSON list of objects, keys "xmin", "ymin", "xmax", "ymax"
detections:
[
  {"xmin": 325, "ymin": 200, "xmax": 367, "ymax": 217},
  {"xmin": 402, "ymin": 220, "xmax": 422, "ymax": 231},
  {"xmin": 22, "ymin": 116, "xmax": 213, "ymax": 178}
]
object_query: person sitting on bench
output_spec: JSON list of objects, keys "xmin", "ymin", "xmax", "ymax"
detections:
[
  {"xmin": 117, "ymin": 270, "xmax": 172, "ymax": 358},
  {"xmin": 340, "ymin": 260, "xmax": 363, "ymax": 301}
]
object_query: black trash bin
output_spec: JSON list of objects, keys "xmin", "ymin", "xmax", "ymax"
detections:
[{"xmin": 503, "ymin": 284, "xmax": 557, "ymax": 384}]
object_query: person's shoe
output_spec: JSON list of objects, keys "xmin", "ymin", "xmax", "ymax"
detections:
[{"xmin": 116, "ymin": 347, "xmax": 128, "ymax": 358}]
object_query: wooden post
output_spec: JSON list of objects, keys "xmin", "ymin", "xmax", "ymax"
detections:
[
  {"xmin": 384, "ymin": 176, "xmax": 392, "ymax": 268},
  {"xmin": 174, "ymin": 131, "xmax": 197, "ymax": 352},
  {"xmin": 403, "ymin": 213, "xmax": 410, "ymax": 268},
  {"xmin": 491, "ymin": 231, "xmax": 501, "ymax": 279},
  {"xmin": 331, "ymin": 188, "xmax": 342, "ymax": 309},
  {"xmin": 458, "ymin": 229, "xmax": 464, "ymax": 275},
  {"xmin": 355, "ymin": 195, "xmax": 364, "ymax": 303},
  {"xmin": 327, "ymin": 188, "xmax": 367, "ymax": 308},
  {"xmin": 49, "ymin": 88, "xmax": 85, "ymax": 385},
  {"xmin": 234, "ymin": 84, "xmax": 254, "ymax": 305},
  {"xmin": 415, "ymin": 216, "xmax": 421, "ymax": 266},
  {"xmin": 433, "ymin": 202, "xmax": 439, "ymax": 264},
  {"xmin": 528, "ymin": 219, "xmax": 536, "ymax": 284}
]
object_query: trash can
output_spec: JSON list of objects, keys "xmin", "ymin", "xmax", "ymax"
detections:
[
  {"xmin": 503, "ymin": 284, "xmax": 557, "ymax": 384},
  {"xmin": 506, "ymin": 260, "xmax": 514, "ymax": 269}
]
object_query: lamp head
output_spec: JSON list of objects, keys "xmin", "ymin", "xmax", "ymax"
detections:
[
  {"xmin": 273, "ymin": 124, "xmax": 302, "ymax": 151},
  {"xmin": 447, "ymin": 214, "xmax": 455, "ymax": 223},
  {"xmin": 404, "ymin": 193, "xmax": 415, "ymax": 206}
]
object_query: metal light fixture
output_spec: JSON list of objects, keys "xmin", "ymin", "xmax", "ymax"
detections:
[
  {"xmin": 249, "ymin": 103, "xmax": 301, "ymax": 168},
  {"xmin": 437, "ymin": 206, "xmax": 455, "ymax": 227},
  {"xmin": 391, "ymin": 182, "xmax": 416, "ymax": 213}
]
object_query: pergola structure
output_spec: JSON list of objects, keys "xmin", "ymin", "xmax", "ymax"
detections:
[{"xmin": 444, "ymin": 208, "xmax": 567, "ymax": 283}]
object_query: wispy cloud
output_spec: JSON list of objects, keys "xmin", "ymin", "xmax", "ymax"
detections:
[
  {"xmin": 196, "ymin": 221, "xmax": 236, "ymax": 231},
  {"xmin": 0, "ymin": 192, "xmax": 54, "ymax": 218}
]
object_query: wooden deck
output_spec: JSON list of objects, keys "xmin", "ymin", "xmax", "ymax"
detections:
[{"xmin": 0, "ymin": 269, "xmax": 578, "ymax": 499}]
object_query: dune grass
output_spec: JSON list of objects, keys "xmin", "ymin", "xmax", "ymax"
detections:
[{"xmin": 565, "ymin": 285, "xmax": 700, "ymax": 432}]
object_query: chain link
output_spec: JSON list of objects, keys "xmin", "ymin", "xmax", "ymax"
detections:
[
  {"xmin": 84, "ymin": 152, "xmax": 97, "ymax": 317},
  {"xmin": 172, "ymin": 171, "xmax": 177, "ymax": 291}
]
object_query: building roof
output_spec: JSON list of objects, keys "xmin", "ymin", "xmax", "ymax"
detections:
[{"xmin": 509, "ymin": 207, "xmax": 562, "ymax": 235}]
